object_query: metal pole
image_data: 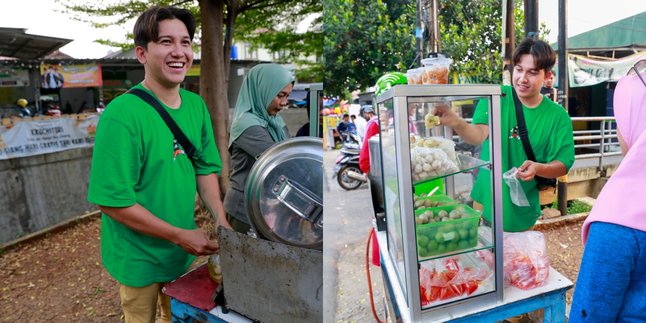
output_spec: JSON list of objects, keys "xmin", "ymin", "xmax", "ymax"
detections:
[
  {"xmin": 557, "ymin": 0, "xmax": 569, "ymax": 216},
  {"xmin": 502, "ymin": 0, "xmax": 515, "ymax": 85},
  {"xmin": 524, "ymin": 0, "xmax": 539, "ymax": 37},
  {"xmin": 415, "ymin": 0, "xmax": 424, "ymax": 66},
  {"xmin": 432, "ymin": 0, "xmax": 439, "ymax": 53}
]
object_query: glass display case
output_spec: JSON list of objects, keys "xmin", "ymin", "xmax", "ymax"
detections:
[{"xmin": 375, "ymin": 84, "xmax": 504, "ymax": 322}]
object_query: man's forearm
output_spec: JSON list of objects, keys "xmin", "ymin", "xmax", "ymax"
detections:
[
  {"xmin": 100, "ymin": 204, "xmax": 183, "ymax": 244},
  {"xmin": 453, "ymin": 120, "xmax": 488, "ymax": 146},
  {"xmin": 196, "ymin": 173, "xmax": 231, "ymax": 229}
]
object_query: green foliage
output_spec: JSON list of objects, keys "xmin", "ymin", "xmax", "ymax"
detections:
[
  {"xmin": 323, "ymin": 0, "xmax": 416, "ymax": 96},
  {"xmin": 550, "ymin": 199, "xmax": 593, "ymax": 214},
  {"xmin": 55, "ymin": 0, "xmax": 322, "ymax": 79}
]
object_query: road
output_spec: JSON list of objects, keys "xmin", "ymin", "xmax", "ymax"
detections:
[{"xmin": 323, "ymin": 148, "xmax": 387, "ymax": 322}]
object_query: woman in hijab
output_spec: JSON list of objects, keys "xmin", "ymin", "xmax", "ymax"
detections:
[
  {"xmin": 569, "ymin": 68, "xmax": 646, "ymax": 322},
  {"xmin": 224, "ymin": 63, "xmax": 294, "ymax": 234}
]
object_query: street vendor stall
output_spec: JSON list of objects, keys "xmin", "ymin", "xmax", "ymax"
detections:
[
  {"xmin": 163, "ymin": 85, "xmax": 324, "ymax": 323},
  {"xmin": 371, "ymin": 84, "xmax": 573, "ymax": 322}
]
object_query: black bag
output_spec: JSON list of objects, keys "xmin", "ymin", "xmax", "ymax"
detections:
[
  {"xmin": 511, "ymin": 89, "xmax": 557, "ymax": 191},
  {"xmin": 127, "ymin": 88, "xmax": 197, "ymax": 160}
]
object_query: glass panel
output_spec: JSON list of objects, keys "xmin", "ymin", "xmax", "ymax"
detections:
[
  {"xmin": 379, "ymin": 98, "xmax": 407, "ymax": 301},
  {"xmin": 418, "ymin": 249, "xmax": 495, "ymax": 309},
  {"xmin": 403, "ymin": 94, "xmax": 496, "ymax": 309}
]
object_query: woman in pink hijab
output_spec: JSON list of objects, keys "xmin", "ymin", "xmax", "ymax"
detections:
[{"xmin": 570, "ymin": 67, "xmax": 646, "ymax": 322}]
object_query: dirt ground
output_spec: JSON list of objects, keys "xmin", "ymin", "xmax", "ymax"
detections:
[{"xmin": 0, "ymin": 213, "xmax": 584, "ymax": 322}]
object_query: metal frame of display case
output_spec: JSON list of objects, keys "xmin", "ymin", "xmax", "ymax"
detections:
[{"xmin": 375, "ymin": 84, "xmax": 504, "ymax": 322}]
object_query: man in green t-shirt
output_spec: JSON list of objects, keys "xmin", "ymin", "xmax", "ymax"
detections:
[
  {"xmin": 87, "ymin": 6, "xmax": 231, "ymax": 322},
  {"xmin": 435, "ymin": 37, "xmax": 574, "ymax": 232}
]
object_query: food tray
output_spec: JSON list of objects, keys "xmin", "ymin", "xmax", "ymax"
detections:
[{"xmin": 415, "ymin": 204, "xmax": 480, "ymax": 258}]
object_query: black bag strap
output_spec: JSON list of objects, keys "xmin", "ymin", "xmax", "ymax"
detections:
[
  {"xmin": 127, "ymin": 88, "xmax": 197, "ymax": 160},
  {"xmin": 512, "ymin": 89, "xmax": 537, "ymax": 162}
]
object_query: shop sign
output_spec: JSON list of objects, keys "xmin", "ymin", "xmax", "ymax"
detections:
[
  {"xmin": 0, "ymin": 67, "xmax": 29, "ymax": 87},
  {"xmin": 568, "ymin": 51, "xmax": 646, "ymax": 87},
  {"xmin": 40, "ymin": 63, "xmax": 103, "ymax": 89},
  {"xmin": 0, "ymin": 115, "xmax": 98, "ymax": 160}
]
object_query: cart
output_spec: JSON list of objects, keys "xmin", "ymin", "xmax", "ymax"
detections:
[
  {"xmin": 371, "ymin": 84, "xmax": 573, "ymax": 322},
  {"xmin": 163, "ymin": 83, "xmax": 325, "ymax": 322}
]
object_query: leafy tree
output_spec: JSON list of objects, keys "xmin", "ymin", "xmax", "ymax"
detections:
[
  {"xmin": 324, "ymin": 0, "xmax": 550, "ymax": 96},
  {"xmin": 323, "ymin": 0, "xmax": 416, "ymax": 96},
  {"xmin": 438, "ymin": 0, "xmax": 546, "ymax": 84},
  {"xmin": 56, "ymin": 0, "xmax": 322, "ymax": 192}
]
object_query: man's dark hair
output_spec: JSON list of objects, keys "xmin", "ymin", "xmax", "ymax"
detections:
[
  {"xmin": 343, "ymin": 114, "xmax": 350, "ymax": 118},
  {"xmin": 512, "ymin": 37, "xmax": 556, "ymax": 74},
  {"xmin": 133, "ymin": 6, "xmax": 196, "ymax": 49}
]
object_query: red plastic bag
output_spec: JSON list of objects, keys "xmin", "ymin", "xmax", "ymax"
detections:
[
  {"xmin": 503, "ymin": 231, "xmax": 550, "ymax": 290},
  {"xmin": 419, "ymin": 256, "xmax": 491, "ymax": 305}
]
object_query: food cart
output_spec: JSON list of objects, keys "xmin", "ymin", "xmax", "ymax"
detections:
[
  {"xmin": 163, "ymin": 85, "xmax": 324, "ymax": 323},
  {"xmin": 371, "ymin": 84, "xmax": 572, "ymax": 322}
]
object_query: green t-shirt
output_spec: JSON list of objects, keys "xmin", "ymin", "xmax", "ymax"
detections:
[
  {"xmin": 471, "ymin": 85, "xmax": 574, "ymax": 232},
  {"xmin": 88, "ymin": 84, "xmax": 222, "ymax": 287}
]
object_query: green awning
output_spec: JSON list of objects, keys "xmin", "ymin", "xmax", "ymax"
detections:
[{"xmin": 552, "ymin": 11, "xmax": 646, "ymax": 51}]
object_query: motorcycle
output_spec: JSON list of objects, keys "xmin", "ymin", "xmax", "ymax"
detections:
[{"xmin": 333, "ymin": 147, "xmax": 366, "ymax": 190}]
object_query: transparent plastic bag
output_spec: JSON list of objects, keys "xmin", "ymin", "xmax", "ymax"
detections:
[
  {"xmin": 410, "ymin": 146, "xmax": 460, "ymax": 181},
  {"xmin": 503, "ymin": 231, "xmax": 550, "ymax": 290},
  {"xmin": 503, "ymin": 167, "xmax": 530, "ymax": 206}
]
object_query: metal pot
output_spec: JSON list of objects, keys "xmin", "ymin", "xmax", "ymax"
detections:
[{"xmin": 244, "ymin": 137, "xmax": 323, "ymax": 250}]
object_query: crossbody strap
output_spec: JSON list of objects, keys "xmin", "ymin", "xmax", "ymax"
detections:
[
  {"xmin": 512, "ymin": 89, "xmax": 536, "ymax": 162},
  {"xmin": 127, "ymin": 88, "xmax": 197, "ymax": 160}
]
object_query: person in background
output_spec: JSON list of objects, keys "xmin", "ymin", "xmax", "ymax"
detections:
[
  {"xmin": 225, "ymin": 63, "xmax": 294, "ymax": 234},
  {"xmin": 16, "ymin": 98, "xmax": 31, "ymax": 118},
  {"xmin": 336, "ymin": 113, "xmax": 351, "ymax": 137},
  {"xmin": 569, "ymin": 68, "xmax": 646, "ymax": 323},
  {"xmin": 359, "ymin": 106, "xmax": 378, "ymax": 174},
  {"xmin": 354, "ymin": 105, "xmax": 369, "ymax": 139},
  {"xmin": 540, "ymin": 70, "xmax": 558, "ymax": 102},
  {"xmin": 434, "ymin": 37, "xmax": 574, "ymax": 232},
  {"xmin": 87, "ymin": 6, "xmax": 230, "ymax": 322}
]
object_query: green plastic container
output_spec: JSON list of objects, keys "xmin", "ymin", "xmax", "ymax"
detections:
[
  {"xmin": 414, "ymin": 204, "xmax": 480, "ymax": 258},
  {"xmin": 413, "ymin": 194, "xmax": 457, "ymax": 211}
]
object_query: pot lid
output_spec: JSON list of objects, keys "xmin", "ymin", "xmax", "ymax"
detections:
[{"xmin": 245, "ymin": 137, "xmax": 323, "ymax": 249}]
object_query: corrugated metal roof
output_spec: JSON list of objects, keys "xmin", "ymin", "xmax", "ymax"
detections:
[
  {"xmin": 0, "ymin": 27, "xmax": 72, "ymax": 59},
  {"xmin": 553, "ymin": 11, "xmax": 646, "ymax": 51}
]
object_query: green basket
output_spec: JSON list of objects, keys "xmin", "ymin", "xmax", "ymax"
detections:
[
  {"xmin": 414, "ymin": 204, "xmax": 480, "ymax": 258},
  {"xmin": 413, "ymin": 194, "xmax": 458, "ymax": 211}
]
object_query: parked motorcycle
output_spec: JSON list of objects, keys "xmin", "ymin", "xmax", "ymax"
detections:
[{"xmin": 333, "ymin": 147, "xmax": 366, "ymax": 190}]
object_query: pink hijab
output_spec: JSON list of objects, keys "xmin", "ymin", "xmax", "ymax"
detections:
[{"xmin": 582, "ymin": 72, "xmax": 646, "ymax": 244}]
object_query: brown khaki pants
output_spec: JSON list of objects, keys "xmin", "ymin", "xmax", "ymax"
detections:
[{"xmin": 119, "ymin": 283, "xmax": 171, "ymax": 323}]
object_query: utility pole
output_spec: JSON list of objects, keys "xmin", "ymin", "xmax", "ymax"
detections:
[
  {"xmin": 415, "ymin": 0, "xmax": 424, "ymax": 67},
  {"xmin": 502, "ymin": 0, "xmax": 515, "ymax": 85},
  {"xmin": 524, "ymin": 0, "xmax": 539, "ymax": 37},
  {"xmin": 557, "ymin": 0, "xmax": 569, "ymax": 216}
]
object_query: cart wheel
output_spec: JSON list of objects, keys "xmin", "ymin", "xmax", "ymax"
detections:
[{"xmin": 337, "ymin": 165, "xmax": 362, "ymax": 190}]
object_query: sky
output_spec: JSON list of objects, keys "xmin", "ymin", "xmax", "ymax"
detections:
[
  {"xmin": 539, "ymin": 0, "xmax": 646, "ymax": 43},
  {"xmin": 1, "ymin": 1, "xmax": 645, "ymax": 59}
]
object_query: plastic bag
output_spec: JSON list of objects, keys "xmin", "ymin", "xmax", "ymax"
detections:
[
  {"xmin": 410, "ymin": 146, "xmax": 460, "ymax": 181},
  {"xmin": 419, "ymin": 256, "xmax": 492, "ymax": 304},
  {"xmin": 503, "ymin": 167, "xmax": 530, "ymax": 207},
  {"xmin": 503, "ymin": 231, "xmax": 550, "ymax": 290}
]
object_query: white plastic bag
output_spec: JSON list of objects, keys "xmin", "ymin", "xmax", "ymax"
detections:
[{"xmin": 503, "ymin": 167, "xmax": 529, "ymax": 207}]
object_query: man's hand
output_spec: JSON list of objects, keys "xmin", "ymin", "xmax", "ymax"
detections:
[
  {"xmin": 516, "ymin": 160, "xmax": 542, "ymax": 182},
  {"xmin": 433, "ymin": 103, "xmax": 462, "ymax": 129},
  {"xmin": 174, "ymin": 229, "xmax": 219, "ymax": 256}
]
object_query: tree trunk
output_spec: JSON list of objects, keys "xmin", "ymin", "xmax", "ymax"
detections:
[{"xmin": 200, "ymin": 0, "xmax": 231, "ymax": 196}]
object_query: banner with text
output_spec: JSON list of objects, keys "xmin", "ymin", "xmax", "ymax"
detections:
[
  {"xmin": 568, "ymin": 51, "xmax": 646, "ymax": 88},
  {"xmin": 0, "ymin": 115, "xmax": 98, "ymax": 160},
  {"xmin": 0, "ymin": 67, "xmax": 30, "ymax": 87}
]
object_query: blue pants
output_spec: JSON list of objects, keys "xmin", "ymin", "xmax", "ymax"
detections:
[{"xmin": 570, "ymin": 222, "xmax": 646, "ymax": 322}]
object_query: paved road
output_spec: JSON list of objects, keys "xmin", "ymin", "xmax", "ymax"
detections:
[{"xmin": 323, "ymin": 148, "xmax": 386, "ymax": 322}]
